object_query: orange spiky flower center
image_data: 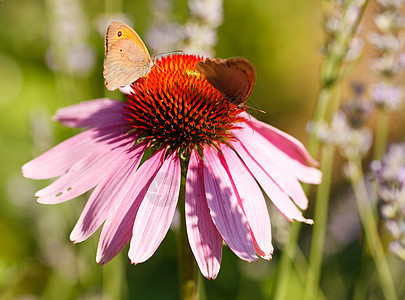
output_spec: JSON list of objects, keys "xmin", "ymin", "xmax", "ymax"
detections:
[{"xmin": 125, "ymin": 54, "xmax": 246, "ymax": 154}]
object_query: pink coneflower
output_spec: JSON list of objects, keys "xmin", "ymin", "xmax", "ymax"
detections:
[{"xmin": 22, "ymin": 54, "xmax": 321, "ymax": 279}]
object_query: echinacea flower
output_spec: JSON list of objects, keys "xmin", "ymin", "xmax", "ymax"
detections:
[{"xmin": 22, "ymin": 54, "xmax": 321, "ymax": 279}]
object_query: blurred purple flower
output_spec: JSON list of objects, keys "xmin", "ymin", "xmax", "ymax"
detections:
[
  {"xmin": 373, "ymin": 143, "xmax": 405, "ymax": 260},
  {"xmin": 370, "ymin": 82, "xmax": 403, "ymax": 111}
]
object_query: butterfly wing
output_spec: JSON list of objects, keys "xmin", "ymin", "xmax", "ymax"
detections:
[
  {"xmin": 105, "ymin": 21, "xmax": 150, "ymax": 57},
  {"xmin": 103, "ymin": 38, "xmax": 154, "ymax": 91},
  {"xmin": 196, "ymin": 57, "xmax": 256, "ymax": 106}
]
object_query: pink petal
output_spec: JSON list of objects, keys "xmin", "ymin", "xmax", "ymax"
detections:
[
  {"xmin": 96, "ymin": 149, "xmax": 166, "ymax": 265},
  {"xmin": 22, "ymin": 129, "xmax": 101, "ymax": 180},
  {"xmin": 53, "ymin": 99, "xmax": 127, "ymax": 128},
  {"xmin": 128, "ymin": 152, "xmax": 181, "ymax": 264},
  {"xmin": 35, "ymin": 135, "xmax": 134, "ymax": 204},
  {"xmin": 247, "ymin": 114, "xmax": 318, "ymax": 166},
  {"xmin": 234, "ymin": 129, "xmax": 310, "ymax": 210},
  {"xmin": 70, "ymin": 142, "xmax": 147, "ymax": 243},
  {"xmin": 203, "ymin": 147, "xmax": 257, "ymax": 262},
  {"xmin": 220, "ymin": 145, "xmax": 273, "ymax": 259},
  {"xmin": 233, "ymin": 124, "xmax": 322, "ymax": 185},
  {"xmin": 232, "ymin": 141, "xmax": 313, "ymax": 224},
  {"xmin": 185, "ymin": 150, "xmax": 222, "ymax": 279},
  {"xmin": 244, "ymin": 113, "xmax": 318, "ymax": 166}
]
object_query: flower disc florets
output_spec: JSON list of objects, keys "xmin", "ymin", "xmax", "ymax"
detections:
[{"xmin": 124, "ymin": 54, "xmax": 246, "ymax": 154}]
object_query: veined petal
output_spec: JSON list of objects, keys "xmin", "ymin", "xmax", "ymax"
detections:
[
  {"xmin": 53, "ymin": 99, "xmax": 127, "ymax": 128},
  {"xmin": 232, "ymin": 141, "xmax": 313, "ymax": 224},
  {"xmin": 35, "ymin": 135, "xmax": 134, "ymax": 204},
  {"xmin": 129, "ymin": 152, "xmax": 181, "ymax": 264},
  {"xmin": 220, "ymin": 145, "xmax": 273, "ymax": 259},
  {"xmin": 246, "ymin": 114, "xmax": 318, "ymax": 166},
  {"xmin": 186, "ymin": 150, "xmax": 222, "ymax": 279},
  {"xmin": 234, "ymin": 124, "xmax": 322, "ymax": 185},
  {"xmin": 96, "ymin": 149, "xmax": 166, "ymax": 265},
  {"xmin": 22, "ymin": 129, "xmax": 102, "ymax": 180},
  {"xmin": 70, "ymin": 142, "xmax": 147, "ymax": 243},
  {"xmin": 203, "ymin": 147, "xmax": 257, "ymax": 262},
  {"xmin": 234, "ymin": 129, "xmax": 310, "ymax": 210}
]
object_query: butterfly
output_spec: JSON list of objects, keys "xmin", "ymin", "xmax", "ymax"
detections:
[
  {"xmin": 196, "ymin": 57, "xmax": 256, "ymax": 108},
  {"xmin": 103, "ymin": 21, "xmax": 154, "ymax": 91}
]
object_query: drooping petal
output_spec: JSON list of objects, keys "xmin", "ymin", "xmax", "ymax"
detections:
[
  {"xmin": 129, "ymin": 152, "xmax": 181, "ymax": 264},
  {"xmin": 246, "ymin": 114, "xmax": 318, "ymax": 166},
  {"xmin": 186, "ymin": 149, "xmax": 222, "ymax": 279},
  {"xmin": 96, "ymin": 149, "xmax": 166, "ymax": 265},
  {"xmin": 35, "ymin": 135, "xmax": 134, "ymax": 204},
  {"xmin": 203, "ymin": 147, "xmax": 257, "ymax": 262},
  {"xmin": 53, "ymin": 99, "xmax": 127, "ymax": 129},
  {"xmin": 232, "ymin": 141, "xmax": 313, "ymax": 224},
  {"xmin": 234, "ymin": 123, "xmax": 322, "ymax": 185},
  {"xmin": 234, "ymin": 129, "xmax": 310, "ymax": 210},
  {"xmin": 22, "ymin": 129, "xmax": 102, "ymax": 180},
  {"xmin": 220, "ymin": 145, "xmax": 273, "ymax": 259},
  {"xmin": 70, "ymin": 142, "xmax": 147, "ymax": 243}
]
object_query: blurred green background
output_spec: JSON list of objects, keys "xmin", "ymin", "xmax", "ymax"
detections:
[{"xmin": 1, "ymin": 0, "xmax": 397, "ymax": 299}]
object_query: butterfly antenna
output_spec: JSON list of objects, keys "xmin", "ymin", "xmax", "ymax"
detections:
[
  {"xmin": 243, "ymin": 98, "xmax": 266, "ymax": 114},
  {"xmin": 155, "ymin": 49, "xmax": 184, "ymax": 57},
  {"xmin": 152, "ymin": 49, "xmax": 184, "ymax": 74},
  {"xmin": 245, "ymin": 105, "xmax": 266, "ymax": 114}
]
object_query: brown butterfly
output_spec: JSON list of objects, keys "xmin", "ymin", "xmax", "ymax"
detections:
[
  {"xmin": 103, "ymin": 21, "xmax": 155, "ymax": 91},
  {"xmin": 196, "ymin": 57, "xmax": 256, "ymax": 108}
]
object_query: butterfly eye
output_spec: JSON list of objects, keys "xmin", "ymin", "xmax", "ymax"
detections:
[{"xmin": 117, "ymin": 31, "xmax": 122, "ymax": 37}]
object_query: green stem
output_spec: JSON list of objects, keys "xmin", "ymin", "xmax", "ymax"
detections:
[
  {"xmin": 374, "ymin": 110, "xmax": 390, "ymax": 160},
  {"xmin": 321, "ymin": 0, "xmax": 368, "ymax": 87},
  {"xmin": 348, "ymin": 157, "xmax": 397, "ymax": 300},
  {"xmin": 304, "ymin": 145, "xmax": 334, "ymax": 300},
  {"xmin": 272, "ymin": 88, "xmax": 333, "ymax": 300},
  {"xmin": 352, "ymin": 253, "xmax": 372, "ymax": 300},
  {"xmin": 309, "ymin": 0, "xmax": 368, "ymax": 154},
  {"xmin": 272, "ymin": 220, "xmax": 327, "ymax": 300},
  {"xmin": 272, "ymin": 222, "xmax": 301, "ymax": 300},
  {"xmin": 178, "ymin": 162, "xmax": 197, "ymax": 300},
  {"xmin": 272, "ymin": 2, "xmax": 369, "ymax": 298},
  {"xmin": 308, "ymin": 86, "xmax": 334, "ymax": 154},
  {"xmin": 273, "ymin": 83, "xmax": 335, "ymax": 300}
]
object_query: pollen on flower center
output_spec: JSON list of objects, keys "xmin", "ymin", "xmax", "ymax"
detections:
[{"xmin": 124, "ymin": 54, "xmax": 246, "ymax": 152}]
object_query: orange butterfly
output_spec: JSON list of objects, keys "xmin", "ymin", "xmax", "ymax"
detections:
[{"xmin": 103, "ymin": 22, "xmax": 154, "ymax": 91}]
